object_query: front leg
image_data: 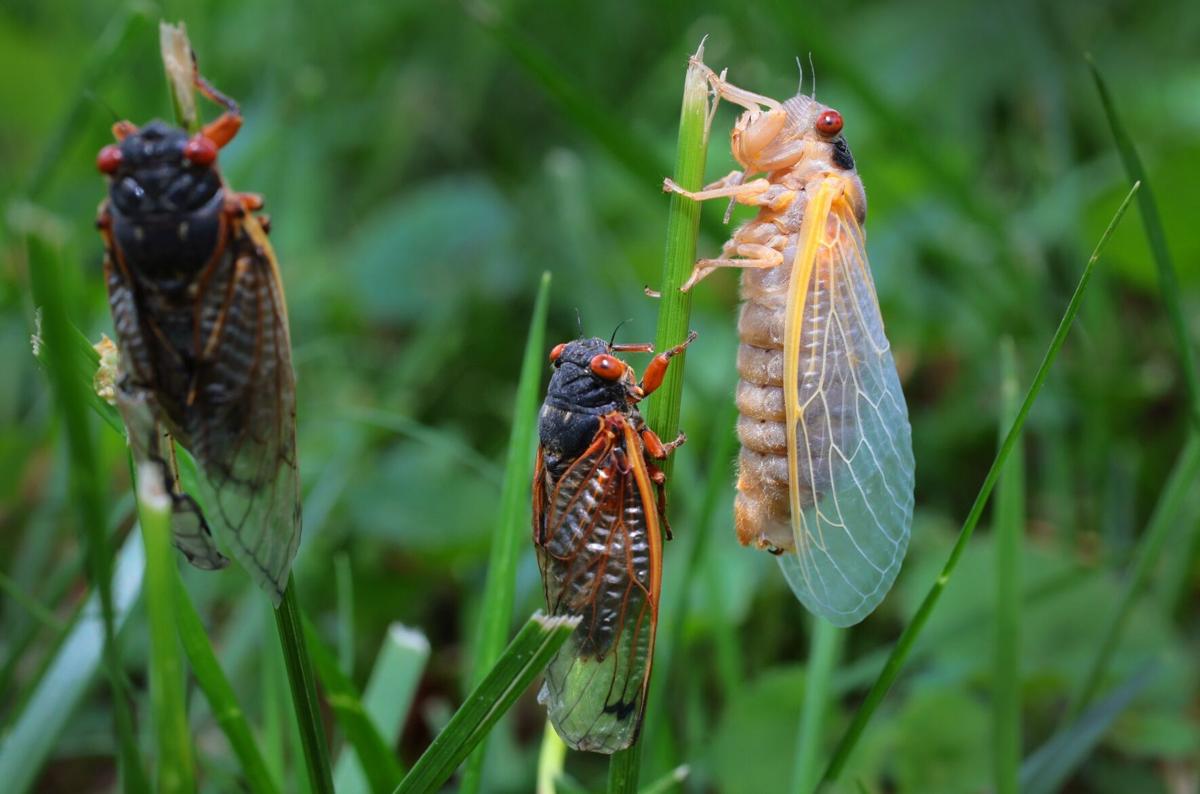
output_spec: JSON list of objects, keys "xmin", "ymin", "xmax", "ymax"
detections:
[{"xmin": 638, "ymin": 330, "xmax": 698, "ymax": 398}]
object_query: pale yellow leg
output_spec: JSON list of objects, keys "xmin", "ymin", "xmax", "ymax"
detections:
[{"xmin": 681, "ymin": 243, "xmax": 783, "ymax": 292}]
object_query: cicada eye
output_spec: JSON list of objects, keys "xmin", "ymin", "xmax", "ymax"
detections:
[
  {"xmin": 549, "ymin": 343, "xmax": 566, "ymax": 366},
  {"xmin": 815, "ymin": 109, "xmax": 843, "ymax": 137},
  {"xmin": 183, "ymin": 135, "xmax": 219, "ymax": 167},
  {"xmin": 589, "ymin": 354, "xmax": 624, "ymax": 381},
  {"xmin": 97, "ymin": 145, "xmax": 123, "ymax": 175}
]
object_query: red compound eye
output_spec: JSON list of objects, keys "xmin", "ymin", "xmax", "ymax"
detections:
[
  {"xmin": 815, "ymin": 109, "xmax": 843, "ymax": 136},
  {"xmin": 549, "ymin": 342, "xmax": 566, "ymax": 364},
  {"xmin": 97, "ymin": 145, "xmax": 123, "ymax": 174},
  {"xmin": 183, "ymin": 135, "xmax": 218, "ymax": 167},
  {"xmin": 589, "ymin": 354, "xmax": 624, "ymax": 381}
]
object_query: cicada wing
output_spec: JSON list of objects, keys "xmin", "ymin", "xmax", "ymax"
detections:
[
  {"xmin": 106, "ymin": 251, "xmax": 229, "ymax": 570},
  {"xmin": 187, "ymin": 217, "xmax": 301, "ymax": 605},
  {"xmin": 534, "ymin": 420, "xmax": 660, "ymax": 753},
  {"xmin": 114, "ymin": 376, "xmax": 229, "ymax": 570},
  {"xmin": 780, "ymin": 177, "xmax": 915, "ymax": 626}
]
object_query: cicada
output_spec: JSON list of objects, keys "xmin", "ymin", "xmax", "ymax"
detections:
[
  {"xmin": 95, "ymin": 69, "xmax": 300, "ymax": 605},
  {"xmin": 533, "ymin": 331, "xmax": 695, "ymax": 753},
  {"xmin": 665, "ymin": 60, "xmax": 914, "ymax": 627}
]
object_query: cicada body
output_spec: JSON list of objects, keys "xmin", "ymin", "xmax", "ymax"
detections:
[
  {"xmin": 667, "ymin": 62, "xmax": 914, "ymax": 627},
  {"xmin": 96, "ymin": 73, "xmax": 300, "ymax": 605},
  {"xmin": 533, "ymin": 331, "xmax": 694, "ymax": 753}
]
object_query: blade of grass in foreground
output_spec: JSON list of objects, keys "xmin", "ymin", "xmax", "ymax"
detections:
[
  {"xmin": 820, "ymin": 182, "xmax": 1139, "ymax": 783},
  {"xmin": 993, "ymin": 339, "xmax": 1024, "ymax": 794},
  {"xmin": 1087, "ymin": 55, "xmax": 1200, "ymax": 427},
  {"xmin": 607, "ymin": 38, "xmax": 713, "ymax": 794},
  {"xmin": 173, "ymin": 571, "xmax": 280, "ymax": 794},
  {"xmin": 393, "ymin": 613, "xmax": 579, "ymax": 794},
  {"xmin": 334, "ymin": 624, "xmax": 431, "ymax": 794},
  {"xmin": 460, "ymin": 271, "xmax": 552, "ymax": 794},
  {"xmin": 0, "ymin": 531, "xmax": 144, "ymax": 794},
  {"xmin": 26, "ymin": 231, "xmax": 148, "ymax": 793},
  {"xmin": 303, "ymin": 616, "xmax": 404, "ymax": 792},
  {"xmin": 137, "ymin": 464, "xmax": 196, "ymax": 793},
  {"xmin": 1021, "ymin": 666, "xmax": 1153, "ymax": 794},
  {"xmin": 792, "ymin": 618, "xmax": 840, "ymax": 794}
]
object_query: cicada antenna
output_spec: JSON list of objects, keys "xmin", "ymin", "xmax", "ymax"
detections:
[
  {"xmin": 808, "ymin": 52, "xmax": 817, "ymax": 99},
  {"xmin": 84, "ymin": 90, "xmax": 122, "ymax": 124},
  {"xmin": 609, "ymin": 318, "xmax": 633, "ymax": 348},
  {"xmin": 574, "ymin": 307, "xmax": 584, "ymax": 338},
  {"xmin": 191, "ymin": 48, "xmax": 241, "ymax": 115},
  {"xmin": 795, "ymin": 56, "xmax": 804, "ymax": 96}
]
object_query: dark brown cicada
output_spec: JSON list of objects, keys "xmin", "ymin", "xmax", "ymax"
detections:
[
  {"xmin": 532, "ymin": 330, "xmax": 695, "ymax": 753},
  {"xmin": 96, "ymin": 71, "xmax": 300, "ymax": 605}
]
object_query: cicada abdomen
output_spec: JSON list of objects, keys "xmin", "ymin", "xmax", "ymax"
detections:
[
  {"xmin": 533, "ymin": 331, "xmax": 695, "ymax": 753},
  {"xmin": 667, "ymin": 60, "xmax": 914, "ymax": 627},
  {"xmin": 96, "ymin": 70, "xmax": 300, "ymax": 605}
]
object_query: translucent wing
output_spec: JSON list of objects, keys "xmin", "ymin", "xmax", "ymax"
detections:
[
  {"xmin": 533, "ymin": 418, "xmax": 660, "ymax": 753},
  {"xmin": 186, "ymin": 213, "xmax": 301, "ymax": 605},
  {"xmin": 779, "ymin": 176, "xmax": 915, "ymax": 626}
]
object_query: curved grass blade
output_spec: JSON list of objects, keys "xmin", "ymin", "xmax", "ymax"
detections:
[
  {"xmin": 304, "ymin": 616, "xmax": 404, "ymax": 793},
  {"xmin": 172, "ymin": 572, "xmax": 280, "ymax": 794},
  {"xmin": 1021, "ymin": 666, "xmax": 1153, "ymax": 794},
  {"xmin": 27, "ymin": 230, "xmax": 148, "ymax": 792},
  {"xmin": 0, "ymin": 531, "xmax": 144, "ymax": 794},
  {"xmin": 819, "ymin": 183, "xmax": 1139, "ymax": 783},
  {"xmin": 393, "ymin": 613, "xmax": 579, "ymax": 794},
  {"xmin": 792, "ymin": 617, "xmax": 840, "ymax": 794},
  {"xmin": 460, "ymin": 271, "xmax": 551, "ymax": 793},
  {"xmin": 334, "ymin": 624, "xmax": 431, "ymax": 794},
  {"xmin": 137, "ymin": 464, "xmax": 196, "ymax": 793}
]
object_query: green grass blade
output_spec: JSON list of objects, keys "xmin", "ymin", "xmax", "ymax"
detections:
[
  {"xmin": 792, "ymin": 618, "xmax": 840, "ymax": 794},
  {"xmin": 393, "ymin": 613, "xmax": 579, "ymax": 794},
  {"xmin": 993, "ymin": 338, "xmax": 1024, "ymax": 794},
  {"xmin": 0, "ymin": 570, "xmax": 64, "ymax": 633},
  {"xmin": 639, "ymin": 765, "xmax": 690, "ymax": 794},
  {"xmin": 137, "ymin": 466, "xmax": 197, "ymax": 793},
  {"xmin": 26, "ymin": 231, "xmax": 148, "ymax": 793},
  {"xmin": 334, "ymin": 624, "xmax": 431, "ymax": 794},
  {"xmin": 536, "ymin": 720, "xmax": 568, "ymax": 794},
  {"xmin": 608, "ymin": 39, "xmax": 712, "ymax": 793},
  {"xmin": 1087, "ymin": 55, "xmax": 1200, "ymax": 427},
  {"xmin": 460, "ymin": 270, "xmax": 552, "ymax": 794},
  {"xmin": 274, "ymin": 581, "xmax": 336, "ymax": 793},
  {"xmin": 1068, "ymin": 431, "xmax": 1200, "ymax": 715},
  {"xmin": 1021, "ymin": 667, "xmax": 1153, "ymax": 794},
  {"xmin": 0, "ymin": 531, "xmax": 144, "ymax": 794},
  {"xmin": 303, "ymin": 617, "xmax": 404, "ymax": 793},
  {"xmin": 820, "ymin": 182, "xmax": 1139, "ymax": 783},
  {"xmin": 173, "ymin": 573, "xmax": 281, "ymax": 794},
  {"xmin": 335, "ymin": 552, "xmax": 355, "ymax": 672}
]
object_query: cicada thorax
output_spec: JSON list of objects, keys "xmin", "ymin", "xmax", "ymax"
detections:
[{"xmin": 532, "ymin": 333, "xmax": 693, "ymax": 753}]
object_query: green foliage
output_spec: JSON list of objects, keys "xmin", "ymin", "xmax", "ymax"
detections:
[{"xmin": 4, "ymin": 1, "xmax": 1199, "ymax": 792}]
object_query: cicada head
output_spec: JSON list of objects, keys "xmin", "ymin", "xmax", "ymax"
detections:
[
  {"xmin": 98, "ymin": 120, "xmax": 225, "ymax": 282},
  {"xmin": 730, "ymin": 92, "xmax": 857, "ymax": 177},
  {"xmin": 545, "ymin": 337, "xmax": 639, "ymax": 412}
]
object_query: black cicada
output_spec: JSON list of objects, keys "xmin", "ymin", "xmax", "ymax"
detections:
[
  {"xmin": 96, "ymin": 70, "xmax": 300, "ymax": 604},
  {"xmin": 533, "ymin": 330, "xmax": 696, "ymax": 753}
]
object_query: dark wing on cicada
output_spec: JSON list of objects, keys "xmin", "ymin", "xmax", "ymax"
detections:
[
  {"xmin": 106, "ymin": 210, "xmax": 300, "ymax": 605},
  {"xmin": 186, "ymin": 212, "xmax": 300, "ymax": 605},
  {"xmin": 533, "ymin": 416, "xmax": 662, "ymax": 754}
]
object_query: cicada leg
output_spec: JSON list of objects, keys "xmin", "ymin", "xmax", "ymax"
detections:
[
  {"xmin": 640, "ymin": 433, "xmax": 685, "ymax": 540},
  {"xmin": 638, "ymin": 330, "xmax": 698, "ymax": 396}
]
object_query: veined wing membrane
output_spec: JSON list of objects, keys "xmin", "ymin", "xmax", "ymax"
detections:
[
  {"xmin": 535, "ymin": 420, "xmax": 659, "ymax": 753},
  {"xmin": 780, "ymin": 177, "xmax": 915, "ymax": 626}
]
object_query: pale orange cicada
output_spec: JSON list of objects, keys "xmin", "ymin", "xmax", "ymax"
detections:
[{"xmin": 666, "ymin": 60, "xmax": 915, "ymax": 626}]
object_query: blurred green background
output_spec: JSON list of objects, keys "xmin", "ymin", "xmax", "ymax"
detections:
[{"xmin": 2, "ymin": 0, "xmax": 1199, "ymax": 792}]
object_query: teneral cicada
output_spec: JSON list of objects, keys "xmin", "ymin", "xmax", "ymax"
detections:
[
  {"xmin": 96, "ymin": 70, "xmax": 300, "ymax": 605},
  {"xmin": 666, "ymin": 60, "xmax": 914, "ymax": 627},
  {"xmin": 533, "ymin": 331, "xmax": 696, "ymax": 753}
]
